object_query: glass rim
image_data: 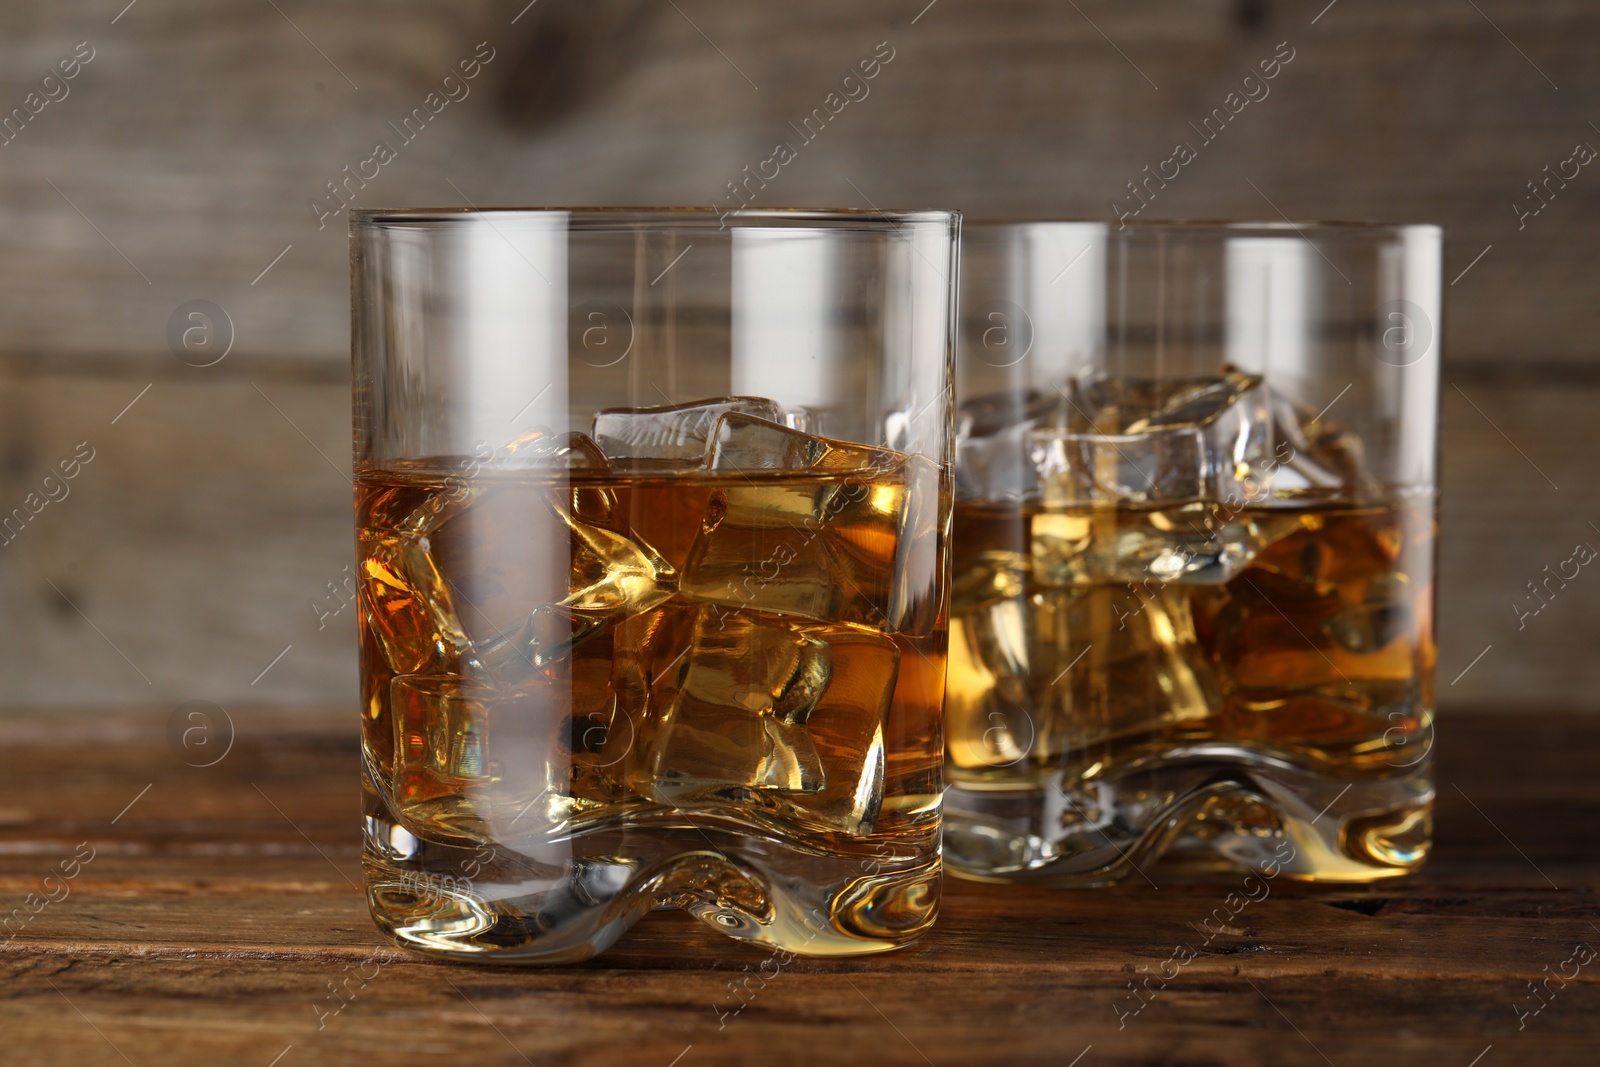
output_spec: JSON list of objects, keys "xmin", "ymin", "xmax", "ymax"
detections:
[
  {"xmin": 962, "ymin": 217, "xmax": 1441, "ymax": 238},
  {"xmin": 350, "ymin": 205, "xmax": 961, "ymax": 232}
]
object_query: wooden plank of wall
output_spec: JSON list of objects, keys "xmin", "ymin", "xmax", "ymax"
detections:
[
  {"xmin": 0, "ymin": 361, "xmax": 1591, "ymax": 709},
  {"xmin": 0, "ymin": 0, "xmax": 1596, "ymax": 707},
  {"xmin": 0, "ymin": 0, "xmax": 1594, "ymax": 365},
  {"xmin": 0, "ymin": 361, "xmax": 357, "ymax": 709}
]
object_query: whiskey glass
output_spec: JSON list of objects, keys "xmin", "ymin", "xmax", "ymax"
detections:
[
  {"xmin": 352, "ymin": 208, "xmax": 957, "ymax": 961},
  {"xmin": 946, "ymin": 221, "xmax": 1439, "ymax": 884}
]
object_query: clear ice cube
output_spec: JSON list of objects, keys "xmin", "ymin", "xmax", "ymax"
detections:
[
  {"xmin": 1019, "ymin": 369, "xmax": 1312, "ymax": 584},
  {"xmin": 1027, "ymin": 502, "xmax": 1303, "ymax": 586},
  {"xmin": 957, "ymin": 419, "xmax": 1045, "ymax": 502},
  {"xmin": 945, "ymin": 584, "xmax": 1220, "ymax": 772},
  {"xmin": 643, "ymin": 608, "xmax": 898, "ymax": 836},
  {"xmin": 363, "ymin": 425, "xmax": 674, "ymax": 689},
  {"xmin": 950, "ymin": 548, "xmax": 1029, "ymax": 613},
  {"xmin": 699, "ymin": 414, "xmax": 938, "ymax": 632},
  {"xmin": 440, "ymin": 486, "xmax": 678, "ymax": 688},
  {"xmin": 887, "ymin": 454, "xmax": 945, "ymax": 636},
  {"xmin": 1071, "ymin": 370, "xmax": 1259, "ymax": 433},
  {"xmin": 954, "ymin": 389, "xmax": 1068, "ymax": 502},
  {"xmin": 360, "ymin": 524, "xmax": 472, "ymax": 678},
  {"xmin": 494, "ymin": 428, "xmax": 610, "ymax": 470},
  {"xmin": 1055, "ymin": 368, "xmax": 1276, "ymax": 505},
  {"xmin": 1265, "ymin": 391, "xmax": 1379, "ymax": 501},
  {"xmin": 704, "ymin": 412, "xmax": 939, "ymax": 632},
  {"xmin": 958, "ymin": 387, "xmax": 1064, "ymax": 440},
  {"xmin": 388, "ymin": 673, "xmax": 567, "ymax": 843},
  {"xmin": 1031, "ymin": 428, "xmax": 1207, "ymax": 504},
  {"xmin": 681, "ymin": 422, "xmax": 909, "ymax": 629},
  {"xmin": 709, "ymin": 412, "xmax": 898, "ymax": 473},
  {"xmin": 592, "ymin": 396, "xmax": 789, "ymax": 465},
  {"xmin": 944, "ymin": 597, "xmax": 1035, "ymax": 769},
  {"xmin": 357, "ymin": 472, "xmax": 503, "ymax": 680},
  {"xmin": 470, "ymin": 605, "xmax": 609, "ymax": 687},
  {"xmin": 359, "ymin": 429, "xmax": 614, "ymax": 679},
  {"xmin": 561, "ymin": 505, "xmax": 678, "ymax": 617},
  {"xmin": 424, "ymin": 486, "xmax": 572, "ymax": 644},
  {"xmin": 956, "ymin": 369, "xmax": 1375, "ymax": 512}
]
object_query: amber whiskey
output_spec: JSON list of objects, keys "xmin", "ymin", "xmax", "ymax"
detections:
[
  {"xmin": 943, "ymin": 493, "xmax": 1436, "ymax": 883},
  {"xmin": 945, "ymin": 369, "xmax": 1435, "ymax": 884},
  {"xmin": 357, "ymin": 414, "xmax": 945, "ymax": 960}
]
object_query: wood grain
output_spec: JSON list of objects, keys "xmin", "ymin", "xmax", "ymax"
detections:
[
  {"xmin": 0, "ymin": 710, "xmax": 1595, "ymax": 1066},
  {"xmin": 0, "ymin": 0, "xmax": 1593, "ymax": 365},
  {"xmin": 1, "ymin": 4, "xmax": 1599, "ymax": 700}
]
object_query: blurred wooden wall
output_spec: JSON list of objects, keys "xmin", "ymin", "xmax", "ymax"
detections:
[{"xmin": 0, "ymin": 0, "xmax": 1595, "ymax": 710}]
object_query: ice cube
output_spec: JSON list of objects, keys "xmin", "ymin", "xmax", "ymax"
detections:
[
  {"xmin": 1055, "ymin": 368, "xmax": 1276, "ymax": 505},
  {"xmin": 540, "ymin": 618, "xmax": 648, "ymax": 812},
  {"xmin": 1323, "ymin": 572, "xmax": 1414, "ymax": 655},
  {"xmin": 680, "ymin": 444, "xmax": 908, "ymax": 629},
  {"xmin": 493, "ymin": 428, "xmax": 610, "ymax": 470},
  {"xmin": 396, "ymin": 429, "xmax": 609, "ymax": 542},
  {"xmin": 1265, "ymin": 392, "xmax": 1379, "ymax": 501},
  {"xmin": 957, "ymin": 419, "xmax": 1044, "ymax": 502},
  {"xmin": 950, "ymin": 548, "xmax": 1029, "ymax": 613},
  {"xmin": 700, "ymin": 413, "xmax": 941, "ymax": 634},
  {"xmin": 1031, "ymin": 428, "xmax": 1207, "ymax": 504},
  {"xmin": 887, "ymin": 455, "xmax": 946, "ymax": 636},
  {"xmin": 945, "ymin": 585, "xmax": 1220, "ymax": 775},
  {"xmin": 356, "ymin": 466, "xmax": 488, "ymax": 681},
  {"xmin": 1071, "ymin": 368, "xmax": 1260, "ymax": 433},
  {"xmin": 648, "ymin": 613, "xmax": 828, "ymax": 798},
  {"xmin": 369, "ymin": 459, "xmax": 678, "ymax": 692},
  {"xmin": 607, "ymin": 600, "xmax": 701, "ymax": 770},
  {"xmin": 958, "ymin": 387, "xmax": 1066, "ymax": 440},
  {"xmin": 359, "ymin": 527, "xmax": 472, "ymax": 678},
  {"xmin": 388, "ymin": 674, "xmax": 567, "ymax": 841},
  {"xmin": 708, "ymin": 412, "xmax": 898, "ymax": 473},
  {"xmin": 1195, "ymin": 378, "xmax": 1275, "ymax": 506},
  {"xmin": 643, "ymin": 608, "xmax": 898, "ymax": 835},
  {"xmin": 1023, "ymin": 369, "xmax": 1294, "ymax": 584},
  {"xmin": 944, "ymin": 598, "xmax": 1035, "ymax": 771},
  {"xmin": 953, "ymin": 389, "xmax": 1069, "ymax": 502},
  {"xmin": 561, "ymin": 504, "xmax": 678, "ymax": 617},
  {"xmin": 470, "ymin": 605, "xmax": 609, "ymax": 688},
  {"xmin": 1026, "ymin": 498, "xmax": 1303, "ymax": 587},
  {"xmin": 358, "ymin": 429, "xmax": 614, "ymax": 680},
  {"xmin": 592, "ymin": 396, "xmax": 788, "ymax": 465},
  {"xmin": 422, "ymin": 486, "xmax": 571, "ymax": 643},
  {"xmin": 457, "ymin": 489, "xmax": 678, "ymax": 688},
  {"xmin": 1038, "ymin": 584, "xmax": 1218, "ymax": 747}
]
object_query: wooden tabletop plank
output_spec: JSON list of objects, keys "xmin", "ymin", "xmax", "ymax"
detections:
[
  {"xmin": 2, "ymin": 710, "xmax": 1597, "ymax": 1065},
  {"xmin": 6, "ymin": 956, "xmax": 1598, "ymax": 1067}
]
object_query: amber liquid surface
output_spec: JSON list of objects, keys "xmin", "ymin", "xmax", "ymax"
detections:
[
  {"xmin": 943, "ymin": 493, "xmax": 1436, "ymax": 883},
  {"xmin": 358, "ymin": 460, "xmax": 945, "ymax": 960}
]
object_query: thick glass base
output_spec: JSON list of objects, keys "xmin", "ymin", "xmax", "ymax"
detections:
[
  {"xmin": 362, "ymin": 791, "xmax": 939, "ymax": 964},
  {"xmin": 944, "ymin": 746, "xmax": 1432, "ymax": 885}
]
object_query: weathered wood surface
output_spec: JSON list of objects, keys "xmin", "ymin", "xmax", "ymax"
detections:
[
  {"xmin": 3, "ymin": 1, "xmax": 1600, "ymax": 703},
  {"xmin": 0, "ymin": 0, "xmax": 1594, "ymax": 365},
  {"xmin": 1, "ymin": 710, "xmax": 1597, "ymax": 1066}
]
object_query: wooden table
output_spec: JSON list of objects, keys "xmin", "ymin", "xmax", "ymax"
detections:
[{"xmin": 3, "ymin": 711, "xmax": 1596, "ymax": 1066}]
